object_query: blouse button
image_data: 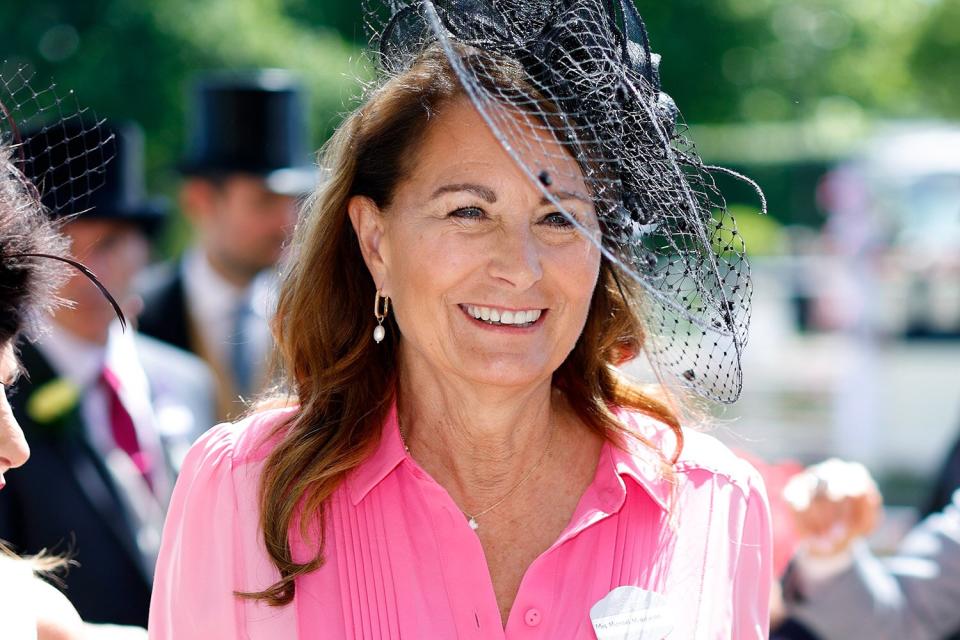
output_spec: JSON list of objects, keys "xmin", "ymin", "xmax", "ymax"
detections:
[{"xmin": 524, "ymin": 607, "xmax": 542, "ymax": 627}]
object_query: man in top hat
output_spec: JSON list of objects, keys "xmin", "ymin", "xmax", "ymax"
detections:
[
  {"xmin": 137, "ymin": 69, "xmax": 315, "ymax": 421},
  {"xmin": 0, "ymin": 119, "xmax": 215, "ymax": 627}
]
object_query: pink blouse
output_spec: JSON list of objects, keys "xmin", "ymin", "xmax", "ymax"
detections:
[{"xmin": 148, "ymin": 403, "xmax": 771, "ymax": 639}]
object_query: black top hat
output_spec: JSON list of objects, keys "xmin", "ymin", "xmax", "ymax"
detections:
[
  {"xmin": 19, "ymin": 119, "xmax": 168, "ymax": 236},
  {"xmin": 179, "ymin": 69, "xmax": 317, "ymax": 195}
]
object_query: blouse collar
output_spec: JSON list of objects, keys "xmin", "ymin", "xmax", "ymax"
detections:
[
  {"xmin": 347, "ymin": 401, "xmax": 406, "ymax": 505},
  {"xmin": 346, "ymin": 399, "xmax": 674, "ymax": 513},
  {"xmin": 605, "ymin": 407, "xmax": 675, "ymax": 512}
]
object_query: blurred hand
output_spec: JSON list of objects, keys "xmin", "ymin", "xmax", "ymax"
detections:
[{"xmin": 783, "ymin": 458, "xmax": 883, "ymax": 558}]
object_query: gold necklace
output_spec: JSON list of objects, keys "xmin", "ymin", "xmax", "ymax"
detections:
[{"xmin": 398, "ymin": 420, "xmax": 556, "ymax": 531}]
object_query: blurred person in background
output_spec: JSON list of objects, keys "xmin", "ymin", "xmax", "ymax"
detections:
[
  {"xmin": 0, "ymin": 119, "xmax": 214, "ymax": 629},
  {"xmin": 773, "ymin": 458, "xmax": 960, "ymax": 640},
  {"xmin": 137, "ymin": 70, "xmax": 315, "ymax": 421}
]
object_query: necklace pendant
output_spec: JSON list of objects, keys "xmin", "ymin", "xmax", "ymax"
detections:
[{"xmin": 468, "ymin": 517, "xmax": 479, "ymax": 531}]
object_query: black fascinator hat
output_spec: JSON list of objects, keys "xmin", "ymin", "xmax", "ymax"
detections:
[
  {"xmin": 0, "ymin": 64, "xmax": 125, "ymax": 342},
  {"xmin": 363, "ymin": 0, "xmax": 766, "ymax": 403}
]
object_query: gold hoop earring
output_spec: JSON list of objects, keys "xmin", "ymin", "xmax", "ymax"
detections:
[{"xmin": 373, "ymin": 289, "xmax": 390, "ymax": 344}]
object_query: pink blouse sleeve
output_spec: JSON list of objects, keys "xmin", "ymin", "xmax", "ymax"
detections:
[
  {"xmin": 149, "ymin": 424, "xmax": 245, "ymax": 639},
  {"xmin": 732, "ymin": 466, "xmax": 774, "ymax": 639}
]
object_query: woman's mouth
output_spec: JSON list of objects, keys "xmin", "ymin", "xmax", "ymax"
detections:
[{"xmin": 459, "ymin": 304, "xmax": 544, "ymax": 328}]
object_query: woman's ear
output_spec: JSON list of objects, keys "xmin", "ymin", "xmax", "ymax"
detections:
[{"xmin": 347, "ymin": 195, "xmax": 388, "ymax": 288}]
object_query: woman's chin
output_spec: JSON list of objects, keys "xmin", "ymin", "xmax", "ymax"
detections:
[{"xmin": 451, "ymin": 356, "xmax": 555, "ymax": 390}]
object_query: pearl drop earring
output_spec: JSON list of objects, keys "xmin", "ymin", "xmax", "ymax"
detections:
[{"xmin": 373, "ymin": 289, "xmax": 390, "ymax": 344}]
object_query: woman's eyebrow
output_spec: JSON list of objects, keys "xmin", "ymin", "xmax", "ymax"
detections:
[{"xmin": 430, "ymin": 183, "xmax": 498, "ymax": 203}]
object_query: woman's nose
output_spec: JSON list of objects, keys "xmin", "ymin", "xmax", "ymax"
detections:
[
  {"xmin": 0, "ymin": 403, "xmax": 30, "ymax": 470},
  {"xmin": 487, "ymin": 226, "xmax": 544, "ymax": 290}
]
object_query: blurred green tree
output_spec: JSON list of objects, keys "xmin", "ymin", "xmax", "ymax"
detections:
[{"xmin": 910, "ymin": 0, "xmax": 960, "ymax": 118}]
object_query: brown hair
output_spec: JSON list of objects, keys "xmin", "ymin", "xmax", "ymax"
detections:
[{"xmin": 248, "ymin": 45, "xmax": 684, "ymax": 606}]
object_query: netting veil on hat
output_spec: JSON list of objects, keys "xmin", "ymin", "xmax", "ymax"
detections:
[
  {"xmin": 363, "ymin": 0, "xmax": 766, "ymax": 403},
  {"xmin": 1, "ymin": 63, "xmax": 124, "ymax": 329},
  {"xmin": 1, "ymin": 64, "xmax": 117, "ymax": 220}
]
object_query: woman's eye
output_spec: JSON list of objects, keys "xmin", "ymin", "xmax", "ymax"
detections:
[
  {"xmin": 541, "ymin": 212, "xmax": 575, "ymax": 228},
  {"xmin": 448, "ymin": 206, "xmax": 486, "ymax": 221}
]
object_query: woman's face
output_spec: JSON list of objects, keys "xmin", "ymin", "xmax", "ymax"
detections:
[
  {"xmin": 351, "ymin": 97, "xmax": 602, "ymax": 390},
  {"xmin": 0, "ymin": 340, "xmax": 29, "ymax": 490}
]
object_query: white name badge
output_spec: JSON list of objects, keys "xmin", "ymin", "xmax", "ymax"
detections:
[{"xmin": 590, "ymin": 585, "xmax": 674, "ymax": 640}]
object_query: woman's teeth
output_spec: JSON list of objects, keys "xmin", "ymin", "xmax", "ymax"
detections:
[{"xmin": 465, "ymin": 305, "xmax": 542, "ymax": 326}]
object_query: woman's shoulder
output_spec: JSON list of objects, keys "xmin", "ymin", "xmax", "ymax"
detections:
[
  {"xmin": 186, "ymin": 405, "xmax": 299, "ymax": 472},
  {"xmin": 616, "ymin": 407, "xmax": 764, "ymax": 497},
  {"xmin": 675, "ymin": 427, "xmax": 765, "ymax": 495}
]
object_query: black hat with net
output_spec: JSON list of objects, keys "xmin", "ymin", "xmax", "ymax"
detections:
[{"xmin": 363, "ymin": 0, "xmax": 766, "ymax": 403}]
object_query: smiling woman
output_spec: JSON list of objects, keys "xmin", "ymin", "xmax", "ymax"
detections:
[
  {"xmin": 349, "ymin": 97, "xmax": 603, "ymax": 392},
  {"xmin": 149, "ymin": 3, "xmax": 772, "ymax": 639}
]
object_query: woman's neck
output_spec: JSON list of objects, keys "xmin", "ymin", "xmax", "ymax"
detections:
[{"xmin": 396, "ymin": 357, "xmax": 562, "ymax": 510}]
